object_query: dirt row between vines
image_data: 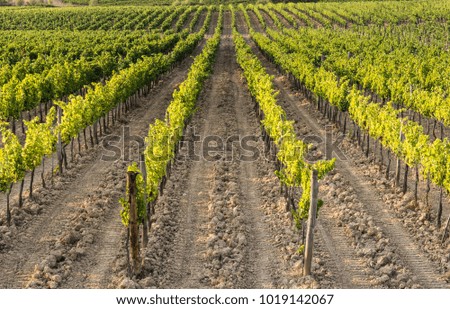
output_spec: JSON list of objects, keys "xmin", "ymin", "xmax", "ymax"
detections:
[
  {"xmin": 265, "ymin": 6, "xmax": 450, "ymax": 280},
  {"xmin": 238, "ymin": 9, "xmax": 372, "ymax": 289},
  {"xmin": 110, "ymin": 11, "xmax": 330, "ymax": 289},
  {"xmin": 1, "ymin": 8, "xmax": 448, "ymax": 290},
  {"xmin": 239, "ymin": 10, "xmax": 449, "ymax": 288},
  {"xmin": 0, "ymin": 11, "xmax": 214, "ymax": 289}
]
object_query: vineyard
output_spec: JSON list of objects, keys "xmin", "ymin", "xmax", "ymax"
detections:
[{"xmin": 0, "ymin": 0, "xmax": 449, "ymax": 289}]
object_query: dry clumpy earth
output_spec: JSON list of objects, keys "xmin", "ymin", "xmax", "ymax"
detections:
[{"xmin": 0, "ymin": 10, "xmax": 449, "ymax": 289}]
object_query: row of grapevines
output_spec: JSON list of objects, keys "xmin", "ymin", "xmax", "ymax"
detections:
[
  {"xmin": 260, "ymin": 4, "xmax": 450, "ymax": 131},
  {"xmin": 283, "ymin": 3, "xmax": 314, "ymax": 28},
  {"xmin": 175, "ymin": 5, "xmax": 195, "ymax": 32},
  {"xmin": 290, "ymin": 1, "xmax": 450, "ymax": 27},
  {"xmin": 247, "ymin": 12, "xmax": 450, "ymax": 205},
  {"xmin": 311, "ymin": 5, "xmax": 348, "ymax": 28},
  {"xmin": 57, "ymin": 6, "xmax": 213, "ymax": 145},
  {"xmin": 278, "ymin": 23, "xmax": 450, "ymax": 126},
  {"xmin": 159, "ymin": 6, "xmax": 185, "ymax": 32},
  {"xmin": 0, "ymin": 7, "xmax": 214, "ymax": 226},
  {"xmin": 143, "ymin": 6, "xmax": 222, "ymax": 204},
  {"xmin": 0, "ymin": 108, "xmax": 56, "ymax": 226},
  {"xmin": 247, "ymin": 3, "xmax": 266, "ymax": 29},
  {"xmin": 295, "ymin": 4, "xmax": 333, "ymax": 28},
  {"xmin": 258, "ymin": 3, "xmax": 285, "ymax": 30},
  {"xmin": 0, "ymin": 30, "xmax": 179, "ymax": 82},
  {"xmin": 109, "ymin": 8, "xmax": 161, "ymax": 31},
  {"xmin": 267, "ymin": 3, "xmax": 299, "ymax": 29},
  {"xmin": 0, "ymin": 31, "xmax": 185, "ymax": 130},
  {"xmin": 232, "ymin": 6, "xmax": 334, "ymax": 224},
  {"xmin": 188, "ymin": 5, "xmax": 205, "ymax": 32},
  {"xmin": 348, "ymin": 88, "xmax": 450, "ymax": 198},
  {"xmin": 0, "ymin": 6, "xmax": 172, "ymax": 31},
  {"xmin": 119, "ymin": 6, "xmax": 223, "ymax": 228}
]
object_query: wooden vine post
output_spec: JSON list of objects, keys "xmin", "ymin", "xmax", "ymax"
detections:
[
  {"xmin": 57, "ymin": 106, "xmax": 63, "ymax": 175},
  {"xmin": 127, "ymin": 171, "xmax": 141, "ymax": 275},
  {"xmin": 326, "ymin": 125, "xmax": 332, "ymax": 160},
  {"xmin": 304, "ymin": 169, "xmax": 319, "ymax": 276},
  {"xmin": 395, "ymin": 128, "xmax": 403, "ymax": 188},
  {"xmin": 140, "ymin": 154, "xmax": 148, "ymax": 250},
  {"xmin": 442, "ymin": 214, "xmax": 450, "ymax": 243}
]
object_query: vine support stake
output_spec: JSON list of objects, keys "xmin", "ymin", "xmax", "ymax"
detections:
[
  {"xmin": 395, "ymin": 128, "xmax": 403, "ymax": 188},
  {"xmin": 304, "ymin": 169, "xmax": 319, "ymax": 277},
  {"xmin": 57, "ymin": 106, "xmax": 63, "ymax": 175},
  {"xmin": 325, "ymin": 125, "xmax": 332, "ymax": 160},
  {"xmin": 140, "ymin": 154, "xmax": 149, "ymax": 250},
  {"xmin": 442, "ymin": 213, "xmax": 450, "ymax": 244},
  {"xmin": 127, "ymin": 171, "xmax": 141, "ymax": 276}
]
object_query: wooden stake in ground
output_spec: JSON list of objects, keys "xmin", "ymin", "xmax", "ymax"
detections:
[
  {"xmin": 395, "ymin": 128, "xmax": 403, "ymax": 188},
  {"xmin": 140, "ymin": 154, "xmax": 148, "ymax": 250},
  {"xmin": 325, "ymin": 126, "xmax": 333, "ymax": 160},
  {"xmin": 57, "ymin": 106, "xmax": 63, "ymax": 175},
  {"xmin": 442, "ymin": 213, "xmax": 450, "ymax": 244},
  {"xmin": 304, "ymin": 169, "xmax": 319, "ymax": 276},
  {"xmin": 127, "ymin": 171, "xmax": 141, "ymax": 276}
]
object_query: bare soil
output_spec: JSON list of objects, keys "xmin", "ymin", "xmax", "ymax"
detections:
[
  {"xmin": 0, "ymin": 9, "xmax": 448, "ymax": 290},
  {"xmin": 111, "ymin": 11, "xmax": 320, "ymax": 289},
  {"xmin": 0, "ymin": 12, "xmax": 212, "ymax": 289},
  {"xmin": 241, "ymin": 11, "xmax": 450, "ymax": 288}
]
